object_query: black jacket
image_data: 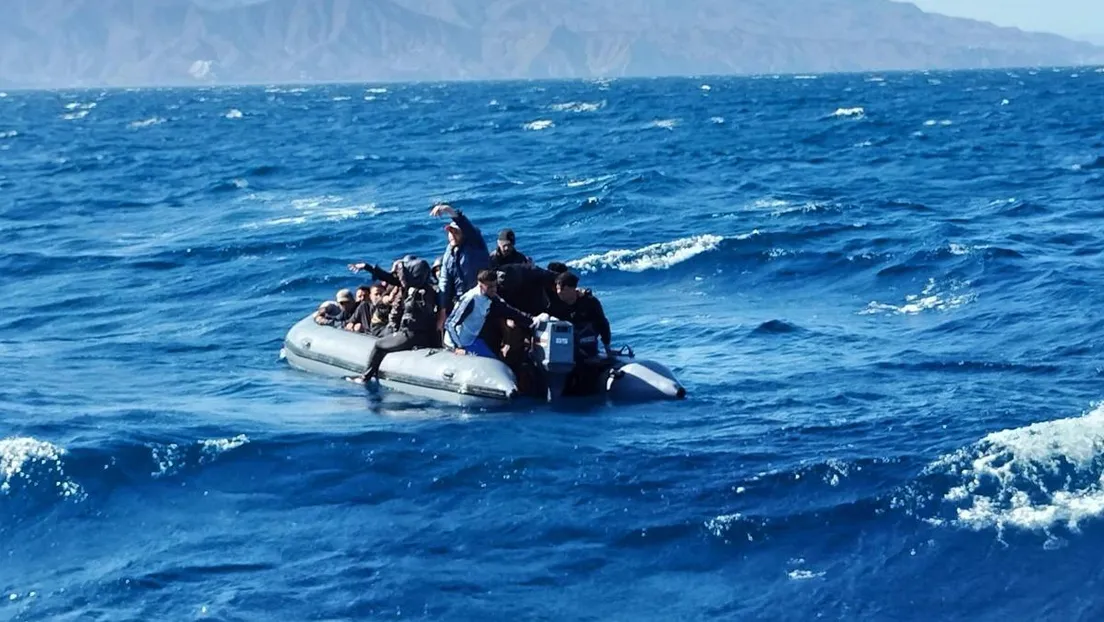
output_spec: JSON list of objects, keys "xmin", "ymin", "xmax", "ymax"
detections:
[
  {"xmin": 495, "ymin": 264, "xmax": 558, "ymax": 316},
  {"xmin": 350, "ymin": 300, "xmax": 391, "ymax": 336},
  {"xmin": 547, "ymin": 292, "xmax": 611, "ymax": 359},
  {"xmin": 375, "ymin": 256, "xmax": 437, "ymax": 335},
  {"xmin": 489, "ymin": 247, "xmax": 530, "ymax": 270}
]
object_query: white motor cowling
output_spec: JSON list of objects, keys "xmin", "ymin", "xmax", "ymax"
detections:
[{"xmin": 532, "ymin": 319, "xmax": 576, "ymax": 374}]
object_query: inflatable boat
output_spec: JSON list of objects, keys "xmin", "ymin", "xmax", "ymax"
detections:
[{"xmin": 280, "ymin": 314, "xmax": 686, "ymax": 408}]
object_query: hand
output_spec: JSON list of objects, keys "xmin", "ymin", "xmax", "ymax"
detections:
[
  {"xmin": 348, "ymin": 262, "xmax": 368, "ymax": 273},
  {"xmin": 530, "ymin": 312, "xmax": 550, "ymax": 328},
  {"xmin": 430, "ymin": 203, "xmax": 456, "ymax": 218}
]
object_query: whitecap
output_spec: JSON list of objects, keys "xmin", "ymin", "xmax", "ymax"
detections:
[
  {"xmin": 568, "ymin": 234, "xmax": 727, "ymax": 274},
  {"xmin": 248, "ymin": 195, "xmax": 388, "ymax": 228},
  {"xmin": 832, "ymin": 107, "xmax": 864, "ymax": 118},
  {"xmin": 61, "ymin": 110, "xmax": 89, "ymax": 120},
  {"xmin": 710, "ymin": 116, "xmax": 725, "ymax": 124},
  {"xmin": 924, "ymin": 119, "xmax": 953, "ymax": 126},
  {"xmin": 700, "ymin": 84, "xmax": 712, "ymax": 91},
  {"xmin": 565, "ymin": 174, "xmax": 616, "ymax": 188},
  {"xmin": 787, "ymin": 569, "xmax": 826, "ymax": 580},
  {"xmin": 128, "ymin": 117, "xmax": 166, "ymax": 129},
  {"xmin": 1001, "ymin": 99, "xmax": 1011, "ymax": 106},
  {"xmin": 332, "ymin": 96, "xmax": 352, "ymax": 102},
  {"xmin": 750, "ymin": 198, "xmax": 823, "ymax": 216},
  {"xmin": 648, "ymin": 119, "xmax": 679, "ymax": 130},
  {"xmin": 366, "ymin": 87, "xmax": 388, "ymax": 94},
  {"xmin": 922, "ymin": 403, "xmax": 1104, "ymax": 533},
  {"xmin": 549, "ymin": 101, "xmax": 604, "ymax": 113},
  {"xmin": 199, "ymin": 434, "xmax": 249, "ymax": 463},
  {"xmin": 523, "ymin": 120, "xmax": 554, "ymax": 131},
  {"xmin": 0, "ymin": 131, "xmax": 17, "ymax": 139},
  {"xmin": 793, "ymin": 75, "xmax": 819, "ymax": 80},
  {"xmin": 0, "ymin": 92, "xmax": 7, "ymax": 98},
  {"xmin": 859, "ymin": 278, "xmax": 976, "ymax": 315},
  {"xmin": 0, "ymin": 437, "xmax": 82, "ymax": 498},
  {"xmin": 225, "ymin": 109, "xmax": 243, "ymax": 119},
  {"xmin": 705, "ymin": 513, "xmax": 743, "ymax": 538}
]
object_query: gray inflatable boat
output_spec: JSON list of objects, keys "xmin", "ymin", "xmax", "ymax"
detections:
[{"xmin": 280, "ymin": 314, "xmax": 686, "ymax": 408}]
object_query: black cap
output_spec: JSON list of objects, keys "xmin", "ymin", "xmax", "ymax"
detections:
[{"xmin": 498, "ymin": 228, "xmax": 515, "ymax": 243}]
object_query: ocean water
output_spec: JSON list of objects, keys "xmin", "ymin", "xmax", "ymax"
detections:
[{"xmin": 3, "ymin": 67, "xmax": 1104, "ymax": 620}]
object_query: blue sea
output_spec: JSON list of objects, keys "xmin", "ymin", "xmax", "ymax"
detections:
[{"xmin": 3, "ymin": 66, "xmax": 1104, "ymax": 620}]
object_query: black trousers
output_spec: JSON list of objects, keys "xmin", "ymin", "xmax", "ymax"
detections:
[
  {"xmin": 562, "ymin": 360, "xmax": 613, "ymax": 396},
  {"xmin": 363, "ymin": 329, "xmax": 437, "ymax": 380}
]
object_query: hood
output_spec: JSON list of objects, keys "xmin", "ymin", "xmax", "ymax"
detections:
[{"xmin": 397, "ymin": 255, "xmax": 432, "ymax": 289}]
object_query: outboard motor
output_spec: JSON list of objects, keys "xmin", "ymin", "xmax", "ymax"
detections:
[{"xmin": 532, "ymin": 319, "xmax": 575, "ymax": 374}]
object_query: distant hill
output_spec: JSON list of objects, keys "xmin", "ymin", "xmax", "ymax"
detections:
[{"xmin": 3, "ymin": 0, "xmax": 1103, "ymax": 87}]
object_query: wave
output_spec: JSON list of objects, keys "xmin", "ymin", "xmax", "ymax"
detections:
[
  {"xmin": 915, "ymin": 403, "xmax": 1104, "ymax": 535},
  {"xmin": 567, "ymin": 233, "xmax": 731, "ymax": 274},
  {"xmin": 831, "ymin": 107, "xmax": 865, "ymax": 119},
  {"xmin": 1, "ymin": 437, "xmax": 81, "ymax": 499},
  {"xmin": 523, "ymin": 120, "xmax": 554, "ymax": 131},
  {"xmin": 1, "ymin": 434, "xmax": 250, "ymax": 511},
  {"xmin": 751, "ymin": 319, "xmax": 806, "ymax": 335},
  {"xmin": 225, "ymin": 109, "xmax": 244, "ymax": 119},
  {"xmin": 859, "ymin": 278, "xmax": 977, "ymax": 316},
  {"xmin": 128, "ymin": 117, "xmax": 166, "ymax": 129},
  {"xmin": 549, "ymin": 101, "xmax": 604, "ymax": 113},
  {"xmin": 243, "ymin": 195, "xmax": 388, "ymax": 228}
]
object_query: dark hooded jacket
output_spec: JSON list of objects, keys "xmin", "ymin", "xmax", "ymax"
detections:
[
  {"xmin": 495, "ymin": 264, "xmax": 559, "ymax": 316},
  {"xmin": 389, "ymin": 256, "xmax": 437, "ymax": 335}
]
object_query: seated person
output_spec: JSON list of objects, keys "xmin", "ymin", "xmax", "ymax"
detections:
[
  {"xmin": 346, "ymin": 283, "xmax": 391, "ymax": 336},
  {"xmin": 442, "ymin": 269, "xmax": 548, "ymax": 358},
  {"xmin": 335, "ymin": 288, "xmax": 358, "ymax": 322},
  {"xmin": 313, "ymin": 300, "xmax": 344, "ymax": 327}
]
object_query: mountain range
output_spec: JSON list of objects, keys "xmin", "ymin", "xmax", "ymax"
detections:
[{"xmin": 3, "ymin": 0, "xmax": 1103, "ymax": 88}]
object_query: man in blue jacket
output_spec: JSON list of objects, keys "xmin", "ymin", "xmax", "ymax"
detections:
[{"xmin": 431, "ymin": 203, "xmax": 491, "ymax": 331}]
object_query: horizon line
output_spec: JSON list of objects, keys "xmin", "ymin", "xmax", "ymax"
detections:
[{"xmin": 3, "ymin": 62, "xmax": 1101, "ymax": 92}]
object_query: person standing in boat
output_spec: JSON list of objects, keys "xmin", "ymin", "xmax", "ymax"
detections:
[
  {"xmin": 443, "ymin": 269, "xmax": 548, "ymax": 358},
  {"xmin": 489, "ymin": 228, "xmax": 531, "ymax": 269},
  {"xmin": 355, "ymin": 256, "xmax": 439, "ymax": 384},
  {"xmin": 431, "ymin": 203, "xmax": 490, "ymax": 333}
]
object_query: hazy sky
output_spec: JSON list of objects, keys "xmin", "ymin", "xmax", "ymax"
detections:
[{"xmin": 905, "ymin": 0, "xmax": 1104, "ymax": 41}]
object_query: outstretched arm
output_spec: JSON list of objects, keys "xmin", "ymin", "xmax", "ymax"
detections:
[
  {"xmin": 431, "ymin": 203, "xmax": 485, "ymax": 251},
  {"xmin": 490, "ymin": 296, "xmax": 535, "ymax": 326},
  {"xmin": 349, "ymin": 262, "xmax": 400, "ymax": 287}
]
